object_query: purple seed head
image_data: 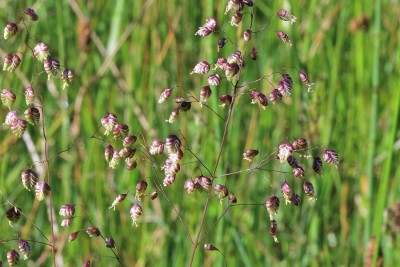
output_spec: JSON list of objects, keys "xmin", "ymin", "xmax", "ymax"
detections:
[
  {"xmin": 4, "ymin": 23, "xmax": 18, "ymax": 40},
  {"xmin": 7, "ymin": 249, "xmax": 20, "ymax": 266},
  {"xmin": 86, "ymin": 226, "xmax": 101, "ymax": 237},
  {"xmin": 105, "ymin": 237, "xmax": 116, "ymax": 248},
  {"xmin": 312, "ymin": 157, "xmax": 323, "ymax": 174},
  {"xmin": 158, "ymin": 88, "xmax": 173, "ymax": 103},
  {"xmin": 190, "ymin": 60, "xmax": 210, "ymax": 75},
  {"xmin": 25, "ymin": 8, "xmax": 39, "ymax": 21},
  {"xmin": 35, "ymin": 181, "xmax": 51, "ymax": 201},
  {"xmin": 59, "ymin": 204, "xmax": 76, "ymax": 217},
  {"xmin": 18, "ymin": 239, "xmax": 31, "ymax": 260},
  {"xmin": 243, "ymin": 29, "xmax": 252, "ymax": 41}
]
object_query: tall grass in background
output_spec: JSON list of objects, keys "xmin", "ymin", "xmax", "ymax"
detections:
[{"xmin": 0, "ymin": 0, "xmax": 399, "ymax": 266}]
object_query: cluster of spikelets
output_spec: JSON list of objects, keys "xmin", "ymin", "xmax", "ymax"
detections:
[
  {"xmin": 1, "ymin": 7, "xmax": 77, "ymax": 266},
  {"xmin": 157, "ymin": 2, "xmax": 314, "ymax": 126},
  {"xmin": 100, "ymin": 112, "xmax": 166, "ymax": 227},
  {"xmin": 100, "ymin": 113, "xmax": 138, "ymax": 169},
  {"xmin": 1, "ymin": 8, "xmax": 73, "ymax": 139},
  {"xmin": 263, "ymin": 138, "xmax": 339, "ymax": 242},
  {"xmin": 155, "ymin": 0, "xmax": 336, "ymax": 246}
]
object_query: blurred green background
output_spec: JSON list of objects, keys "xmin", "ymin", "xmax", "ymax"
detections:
[{"xmin": 1, "ymin": 0, "xmax": 399, "ymax": 266}]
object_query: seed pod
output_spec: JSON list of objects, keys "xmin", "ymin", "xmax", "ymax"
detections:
[
  {"xmin": 109, "ymin": 193, "xmax": 128, "ymax": 210},
  {"xmin": 1, "ymin": 89, "xmax": 16, "ymax": 109},
  {"xmin": 7, "ymin": 249, "xmax": 19, "ymax": 266},
  {"xmin": 277, "ymin": 73, "xmax": 293, "ymax": 96},
  {"xmin": 165, "ymin": 135, "xmax": 182, "ymax": 154},
  {"xmin": 243, "ymin": 29, "xmax": 252, "ymax": 41},
  {"xmin": 112, "ymin": 123, "xmax": 129, "ymax": 139},
  {"xmin": 123, "ymin": 135, "xmax": 137, "ymax": 147},
  {"xmin": 21, "ymin": 169, "xmax": 38, "ymax": 191},
  {"xmin": 289, "ymin": 192, "xmax": 301, "ymax": 206},
  {"xmin": 208, "ymin": 73, "xmax": 221, "ymax": 86},
  {"xmin": 59, "ymin": 204, "xmax": 75, "ymax": 217},
  {"xmin": 219, "ymin": 94, "xmax": 233, "ymax": 108},
  {"xmin": 178, "ymin": 101, "xmax": 192, "ymax": 112},
  {"xmin": 266, "ymin": 196, "xmax": 280, "ymax": 220},
  {"xmin": 286, "ymin": 155, "xmax": 298, "ymax": 167},
  {"xmin": 199, "ymin": 86, "xmax": 212, "ymax": 107},
  {"xmin": 225, "ymin": 0, "xmax": 243, "ymax": 14},
  {"xmin": 25, "ymin": 86, "xmax": 35, "ymax": 105},
  {"xmin": 224, "ymin": 63, "xmax": 240, "ymax": 81},
  {"xmin": 303, "ymin": 181, "xmax": 317, "ymax": 202},
  {"xmin": 184, "ymin": 179, "xmax": 196, "ymax": 194},
  {"xmin": 25, "ymin": 8, "xmax": 39, "ymax": 21},
  {"xmin": 204, "ymin": 243, "xmax": 218, "ymax": 251},
  {"xmin": 104, "ymin": 144, "xmax": 114, "ymax": 162},
  {"xmin": 43, "ymin": 58, "xmax": 60, "ymax": 80},
  {"xmin": 277, "ymin": 141, "xmax": 294, "ymax": 163},
  {"xmin": 323, "ymin": 150, "xmax": 339, "ymax": 168},
  {"xmin": 293, "ymin": 138, "xmax": 308, "ymax": 151},
  {"xmin": 243, "ymin": 149, "xmax": 259, "ymax": 162},
  {"xmin": 135, "ymin": 180, "xmax": 148, "ymax": 201},
  {"xmin": 4, "ymin": 110, "xmax": 18, "ymax": 126},
  {"xmin": 214, "ymin": 57, "xmax": 227, "ymax": 71},
  {"xmin": 281, "ymin": 181, "xmax": 291, "ymax": 205},
  {"xmin": 227, "ymin": 50, "xmax": 243, "ymax": 66},
  {"xmin": 149, "ymin": 139, "xmax": 164, "ymax": 155},
  {"xmin": 254, "ymin": 91, "xmax": 268, "ymax": 108},
  {"xmin": 250, "ymin": 47, "xmax": 257, "ymax": 60},
  {"xmin": 168, "ymin": 148, "xmax": 184, "ymax": 163},
  {"xmin": 214, "ymin": 184, "xmax": 229, "ymax": 203},
  {"xmin": 10, "ymin": 119, "xmax": 27, "ymax": 137},
  {"xmin": 276, "ymin": 31, "xmax": 292, "ymax": 46},
  {"xmin": 61, "ymin": 217, "xmax": 73, "ymax": 227},
  {"xmin": 166, "ymin": 108, "xmax": 179, "ymax": 123},
  {"xmin": 277, "ymin": 9, "xmax": 297, "ymax": 24},
  {"xmin": 8, "ymin": 54, "xmax": 21, "ymax": 72},
  {"xmin": 105, "ymin": 237, "xmax": 116, "ymax": 248},
  {"xmin": 119, "ymin": 147, "xmax": 136, "ymax": 159},
  {"xmin": 190, "ymin": 60, "xmax": 210, "ymax": 75},
  {"xmin": 69, "ymin": 231, "xmax": 80, "ymax": 242},
  {"xmin": 312, "ymin": 157, "xmax": 323, "ymax": 174},
  {"xmin": 35, "ymin": 181, "xmax": 51, "ymax": 201},
  {"xmin": 61, "ymin": 69, "xmax": 73, "ymax": 89},
  {"xmin": 195, "ymin": 18, "xmax": 217, "ymax": 36},
  {"xmin": 101, "ymin": 113, "xmax": 118, "ymax": 136},
  {"xmin": 231, "ymin": 12, "xmax": 243, "ymax": 26},
  {"xmin": 130, "ymin": 204, "xmax": 143, "ymax": 226},
  {"xmin": 229, "ymin": 194, "xmax": 238, "ymax": 203},
  {"xmin": 163, "ymin": 174, "xmax": 176, "ymax": 186},
  {"xmin": 293, "ymin": 164, "xmax": 305, "ymax": 178},
  {"xmin": 269, "ymin": 219, "xmax": 279, "ymax": 243},
  {"xmin": 298, "ymin": 70, "xmax": 314, "ymax": 92},
  {"xmin": 4, "ymin": 23, "xmax": 18, "ymax": 40},
  {"xmin": 86, "ymin": 226, "xmax": 101, "ymax": 237},
  {"xmin": 3, "ymin": 53, "xmax": 13, "ymax": 71},
  {"xmin": 18, "ymin": 239, "xmax": 31, "ymax": 259},
  {"xmin": 33, "ymin": 42, "xmax": 50, "ymax": 62},
  {"xmin": 217, "ymin": 38, "xmax": 227, "ymax": 51},
  {"xmin": 198, "ymin": 176, "xmax": 212, "ymax": 191},
  {"xmin": 125, "ymin": 159, "xmax": 138, "ymax": 170},
  {"xmin": 158, "ymin": 88, "xmax": 173, "ymax": 103},
  {"xmin": 269, "ymin": 89, "xmax": 283, "ymax": 104},
  {"xmin": 24, "ymin": 107, "xmax": 40, "ymax": 125},
  {"xmin": 150, "ymin": 191, "xmax": 158, "ymax": 200},
  {"xmin": 6, "ymin": 206, "xmax": 22, "ymax": 224},
  {"xmin": 109, "ymin": 150, "xmax": 121, "ymax": 169}
]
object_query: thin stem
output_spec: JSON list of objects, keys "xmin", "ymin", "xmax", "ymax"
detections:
[
  {"xmin": 188, "ymin": 82, "xmax": 239, "ymax": 267},
  {"xmin": 40, "ymin": 101, "xmax": 57, "ymax": 267}
]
